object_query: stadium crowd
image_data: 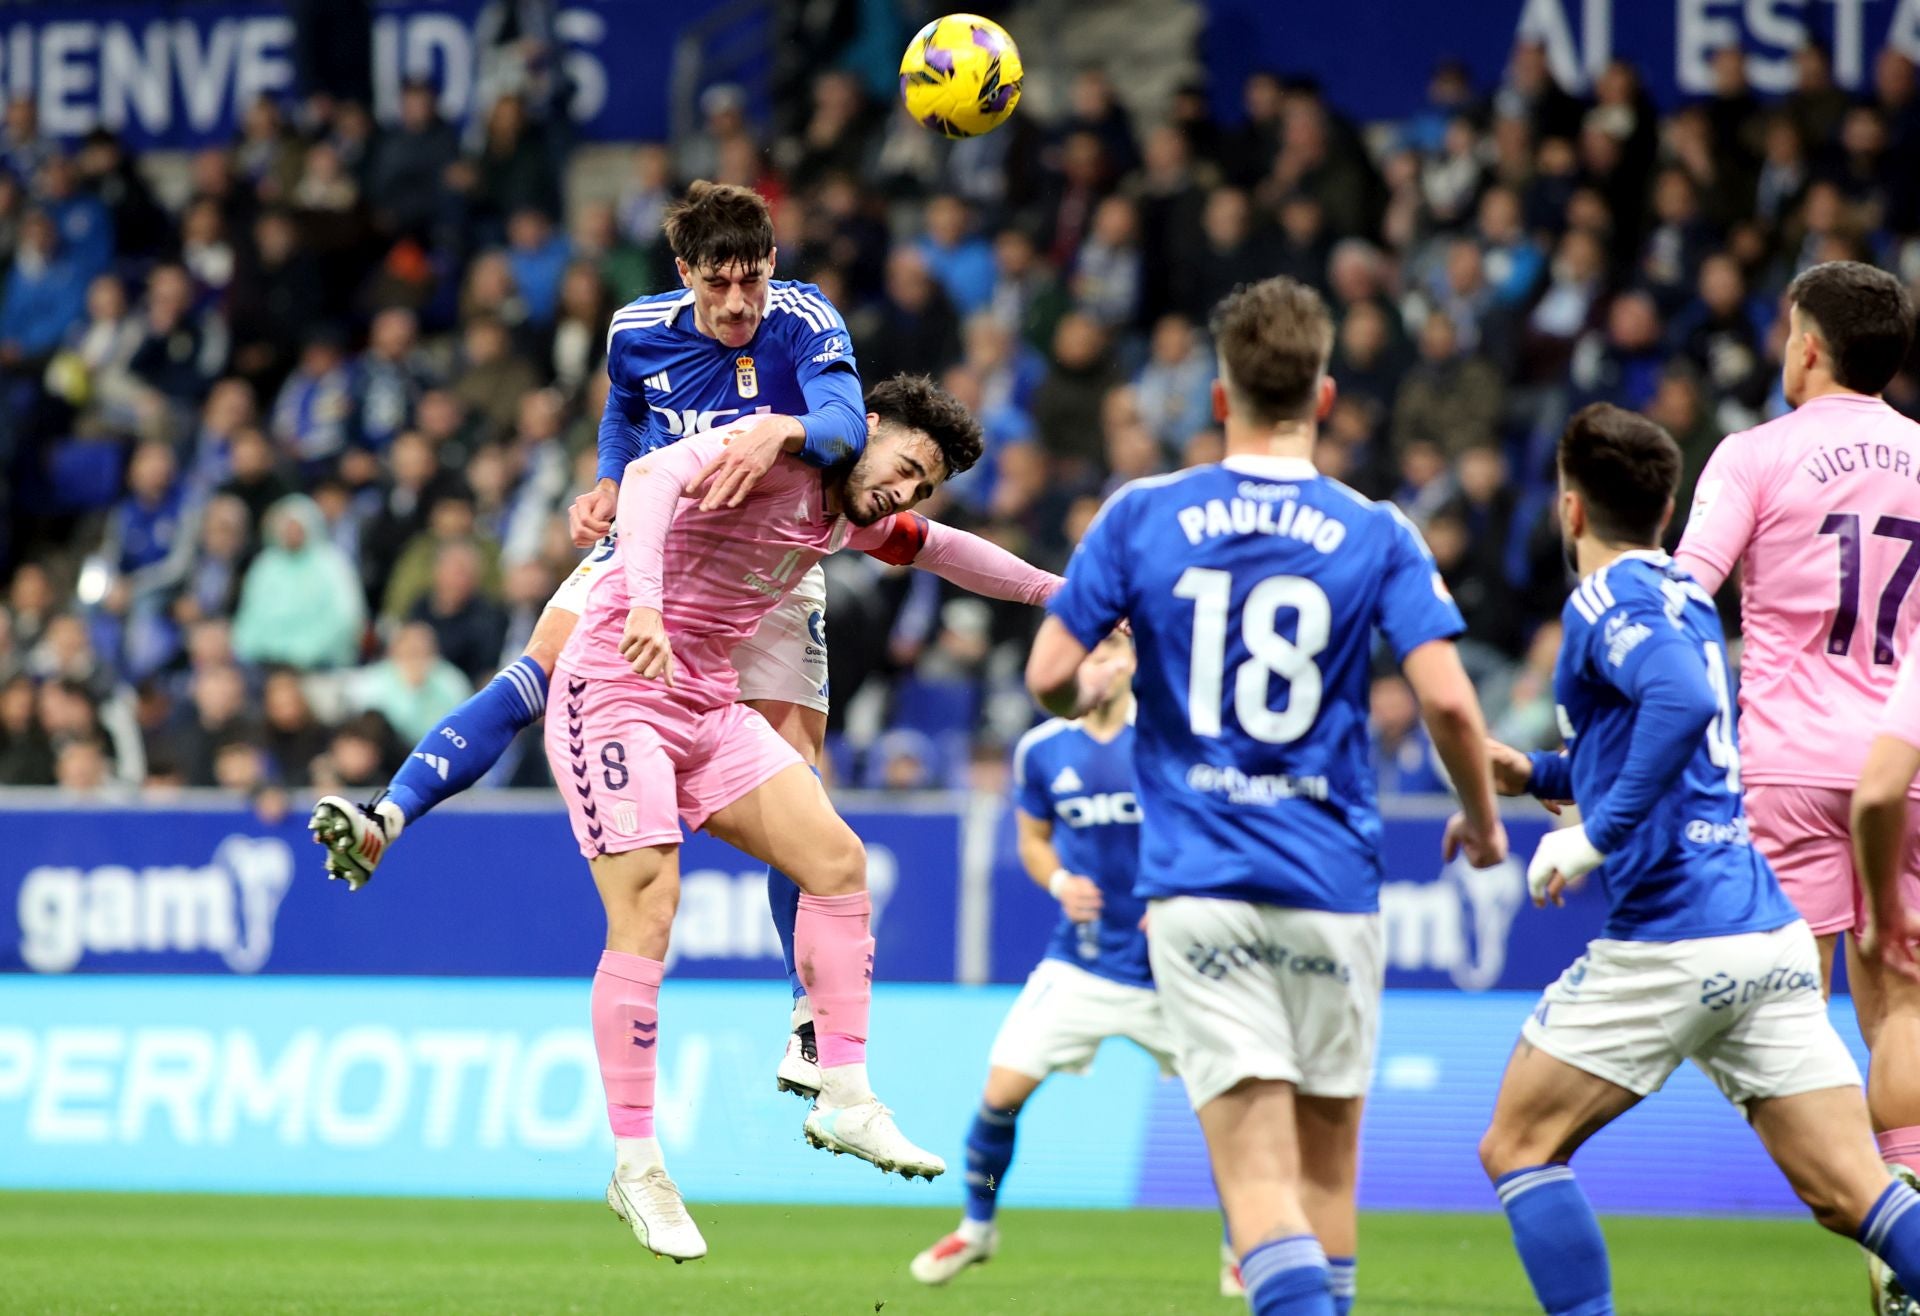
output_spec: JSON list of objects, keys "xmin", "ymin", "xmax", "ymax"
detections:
[{"xmin": 3, "ymin": 17, "xmax": 1918, "ymax": 804}]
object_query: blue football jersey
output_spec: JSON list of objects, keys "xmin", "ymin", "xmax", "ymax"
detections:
[
  {"xmin": 1048, "ymin": 455, "xmax": 1466, "ymax": 912},
  {"xmin": 1544, "ymin": 551, "xmax": 1798, "ymax": 941},
  {"xmin": 596, "ymin": 279, "xmax": 864, "ymax": 481},
  {"xmin": 1013, "ymin": 717, "xmax": 1150, "ymax": 987}
]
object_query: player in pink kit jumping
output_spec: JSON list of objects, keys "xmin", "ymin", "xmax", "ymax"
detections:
[
  {"xmin": 1674, "ymin": 262, "xmax": 1920, "ymax": 1280},
  {"xmin": 551, "ymin": 376, "xmax": 1061, "ymax": 1261}
]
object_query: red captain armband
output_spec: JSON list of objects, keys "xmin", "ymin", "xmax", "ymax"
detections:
[{"xmin": 862, "ymin": 511, "xmax": 930, "ymax": 566}]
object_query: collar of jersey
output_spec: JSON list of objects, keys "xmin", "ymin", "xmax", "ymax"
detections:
[
  {"xmin": 1798, "ymin": 389, "xmax": 1886, "ymax": 410},
  {"xmin": 1583, "ymin": 547, "xmax": 1670, "ymax": 583},
  {"xmin": 1220, "ymin": 454, "xmax": 1318, "ymax": 480}
]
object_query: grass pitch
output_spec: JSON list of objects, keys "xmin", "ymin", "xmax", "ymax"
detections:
[{"xmin": 0, "ymin": 1191, "xmax": 1877, "ymax": 1315}]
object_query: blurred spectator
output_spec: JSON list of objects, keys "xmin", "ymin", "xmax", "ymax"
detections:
[
  {"xmin": 229, "ymin": 210, "xmax": 322, "ymax": 390},
  {"xmin": 232, "ymin": 495, "xmax": 366, "ymax": 669},
  {"xmin": 617, "ymin": 144, "xmax": 673, "ymax": 248},
  {"xmin": 129, "ymin": 263, "xmax": 224, "ymax": 414},
  {"xmin": 1671, "ymin": 253, "xmax": 1768, "ymax": 420},
  {"xmin": 783, "ymin": 71, "xmax": 879, "ymax": 190},
  {"xmin": 410, "ymin": 539, "xmax": 508, "ymax": 684},
  {"xmin": 176, "ymin": 495, "xmax": 252, "ymax": 628},
  {"xmin": 1391, "ymin": 312, "xmax": 1503, "ymax": 456},
  {"xmin": 312, "ymin": 710, "xmax": 396, "ymax": 792},
  {"xmin": 986, "ymin": 226, "xmax": 1069, "ymax": 356},
  {"xmin": 505, "ymin": 208, "xmax": 571, "ymax": 326},
  {"xmin": 546, "ymin": 262, "xmax": 611, "ymax": 398},
  {"xmin": 1070, "ymin": 196, "xmax": 1143, "ymax": 329},
  {"xmin": 0, "ymin": 211, "xmax": 86, "ymax": 365},
  {"xmin": 218, "ymin": 428, "xmax": 296, "ymax": 527},
  {"xmin": 0, "ymin": 671, "xmax": 50, "ymax": 784},
  {"xmin": 573, "ymin": 200, "xmax": 655, "ymax": 305},
  {"xmin": 369, "ymin": 79, "xmax": 461, "ymax": 241},
  {"xmin": 355, "ymin": 308, "xmax": 427, "ymax": 452},
  {"xmin": 1332, "ymin": 300, "xmax": 1410, "ymax": 417},
  {"xmin": 350, "ymin": 621, "xmax": 471, "ymax": 742},
  {"xmin": 1043, "ymin": 131, "xmax": 1112, "ymax": 271},
  {"xmin": 1031, "ymin": 313, "xmax": 1117, "ymax": 476},
  {"xmin": 1786, "ymin": 42, "xmax": 1850, "ymax": 150},
  {"xmin": 1569, "ymin": 290, "xmax": 1667, "ymax": 413},
  {"xmin": 261, "ymin": 667, "xmax": 329, "ymax": 786},
  {"xmin": 271, "ymin": 328, "xmax": 356, "ymax": 472},
  {"xmin": 1174, "ymin": 187, "xmax": 1273, "ymax": 323},
  {"xmin": 467, "ymin": 94, "xmax": 561, "ymax": 225},
  {"xmin": 383, "ymin": 492, "xmax": 503, "ymax": 622},
  {"xmin": 1135, "ymin": 315, "xmax": 1214, "ymax": 451},
  {"xmin": 155, "ymin": 661, "xmax": 256, "ymax": 787},
  {"xmin": 76, "ymin": 130, "xmax": 168, "ymax": 261},
  {"xmin": 39, "ymin": 155, "xmax": 112, "ymax": 281},
  {"xmin": 917, "ymin": 194, "xmax": 996, "ymax": 316},
  {"xmin": 452, "ymin": 315, "xmax": 541, "ymax": 440},
  {"xmin": 856, "ymin": 248, "xmax": 962, "ymax": 383},
  {"xmin": 1062, "ymin": 69, "xmax": 1140, "ymax": 180}
]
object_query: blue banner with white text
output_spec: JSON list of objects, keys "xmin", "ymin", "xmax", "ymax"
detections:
[
  {"xmin": 0, "ymin": 1, "xmax": 689, "ymax": 149},
  {"xmin": 1204, "ymin": 0, "xmax": 1920, "ymax": 123},
  {"xmin": 0, "ymin": 797, "xmax": 962, "ymax": 982}
]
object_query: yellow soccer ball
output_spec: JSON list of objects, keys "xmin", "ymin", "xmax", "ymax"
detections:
[{"xmin": 899, "ymin": 13, "xmax": 1023, "ymax": 139}]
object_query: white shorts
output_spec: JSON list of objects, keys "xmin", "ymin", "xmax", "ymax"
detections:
[
  {"xmin": 1146, "ymin": 897, "xmax": 1384, "ymax": 1110},
  {"xmin": 987, "ymin": 958, "xmax": 1177, "ymax": 1081},
  {"xmin": 548, "ymin": 547, "xmax": 830, "ymax": 715},
  {"xmin": 1521, "ymin": 920, "xmax": 1862, "ymax": 1111}
]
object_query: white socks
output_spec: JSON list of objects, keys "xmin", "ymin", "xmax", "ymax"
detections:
[
  {"xmin": 818, "ymin": 1062, "xmax": 872, "ymax": 1108},
  {"xmin": 614, "ymin": 1135, "xmax": 664, "ymax": 1177},
  {"xmin": 790, "ymin": 995, "xmax": 813, "ymax": 1029},
  {"xmin": 957, "ymin": 1217, "xmax": 994, "ymax": 1245},
  {"xmin": 374, "ymin": 799, "xmax": 407, "ymax": 838}
]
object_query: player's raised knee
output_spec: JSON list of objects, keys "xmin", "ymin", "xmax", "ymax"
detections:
[
  {"xmin": 792, "ymin": 826, "xmax": 866, "ymax": 897},
  {"xmin": 1477, "ymin": 1121, "xmax": 1532, "ymax": 1180}
]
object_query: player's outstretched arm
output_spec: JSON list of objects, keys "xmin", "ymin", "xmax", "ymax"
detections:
[
  {"xmin": 1404, "ymin": 639, "xmax": 1507, "ymax": 869},
  {"xmin": 1852, "ymin": 734, "xmax": 1920, "ymax": 981},
  {"xmin": 859, "ymin": 514, "xmax": 1062, "ymax": 606}
]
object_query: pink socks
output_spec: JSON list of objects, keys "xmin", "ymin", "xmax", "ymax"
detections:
[
  {"xmin": 1880, "ymin": 1128, "xmax": 1920, "ymax": 1177},
  {"xmin": 795, "ymin": 891, "xmax": 875, "ymax": 1068},
  {"xmin": 591, "ymin": 950, "xmax": 664, "ymax": 1137}
]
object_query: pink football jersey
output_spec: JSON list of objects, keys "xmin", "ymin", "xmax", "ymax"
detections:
[
  {"xmin": 1675, "ymin": 392, "xmax": 1920, "ymax": 790},
  {"xmin": 561, "ymin": 428, "xmax": 896, "ymax": 709}
]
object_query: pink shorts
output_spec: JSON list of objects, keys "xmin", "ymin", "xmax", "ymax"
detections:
[
  {"xmin": 1745, "ymin": 783, "xmax": 1920, "ymax": 937},
  {"xmin": 546, "ymin": 668, "xmax": 803, "ymax": 858}
]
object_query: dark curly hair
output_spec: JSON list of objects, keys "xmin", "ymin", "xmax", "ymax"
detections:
[
  {"xmin": 866, "ymin": 373, "xmax": 983, "ymax": 477},
  {"xmin": 662, "ymin": 180, "xmax": 774, "ymax": 274}
]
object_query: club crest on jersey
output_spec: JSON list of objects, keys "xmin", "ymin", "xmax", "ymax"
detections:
[{"xmin": 735, "ymin": 356, "xmax": 759, "ymax": 399}]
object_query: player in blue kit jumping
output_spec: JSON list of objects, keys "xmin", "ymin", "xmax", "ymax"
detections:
[
  {"xmin": 311, "ymin": 182, "xmax": 869, "ymax": 1097},
  {"xmin": 1026, "ymin": 276, "xmax": 1505, "ymax": 1316},
  {"xmin": 1479, "ymin": 402, "xmax": 1920, "ymax": 1316}
]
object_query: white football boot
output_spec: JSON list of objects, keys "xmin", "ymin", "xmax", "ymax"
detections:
[
  {"xmin": 308, "ymin": 795, "xmax": 404, "ymax": 890},
  {"xmin": 775, "ymin": 1000, "xmax": 822, "ymax": 1100},
  {"xmin": 910, "ymin": 1226, "xmax": 997, "ymax": 1285},
  {"xmin": 606, "ymin": 1166, "xmax": 707, "ymax": 1262},
  {"xmin": 804, "ymin": 1095, "xmax": 946, "ymax": 1180}
]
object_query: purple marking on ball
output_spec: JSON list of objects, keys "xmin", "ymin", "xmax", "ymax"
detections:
[
  {"xmin": 920, "ymin": 112, "xmax": 954, "ymax": 135},
  {"xmin": 970, "ymin": 24, "xmax": 1003, "ymax": 53},
  {"xmin": 983, "ymin": 83, "xmax": 1017, "ymax": 113},
  {"xmin": 923, "ymin": 43, "xmax": 955, "ymax": 74},
  {"xmin": 899, "ymin": 73, "xmax": 909, "ymax": 99}
]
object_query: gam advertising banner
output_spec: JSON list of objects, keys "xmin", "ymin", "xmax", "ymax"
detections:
[
  {"xmin": 0, "ymin": 974, "xmax": 1865, "ymax": 1216},
  {"xmin": 0, "ymin": 796, "xmax": 963, "ymax": 982}
]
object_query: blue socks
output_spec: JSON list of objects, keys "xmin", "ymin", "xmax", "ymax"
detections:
[
  {"xmin": 1328, "ymin": 1255, "xmax": 1355, "ymax": 1316},
  {"xmin": 385, "ymin": 657, "xmax": 548, "ymax": 822},
  {"xmin": 768, "ymin": 864, "xmax": 804, "ymax": 999},
  {"xmin": 767, "ymin": 765, "xmax": 823, "ymax": 1000},
  {"xmin": 1242, "ymin": 1235, "xmax": 1333, "ymax": 1315},
  {"xmin": 964, "ymin": 1101, "xmax": 1019, "ymax": 1224},
  {"xmin": 1495, "ymin": 1164, "xmax": 1613, "ymax": 1316},
  {"xmin": 1861, "ymin": 1178, "xmax": 1920, "ymax": 1297}
]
